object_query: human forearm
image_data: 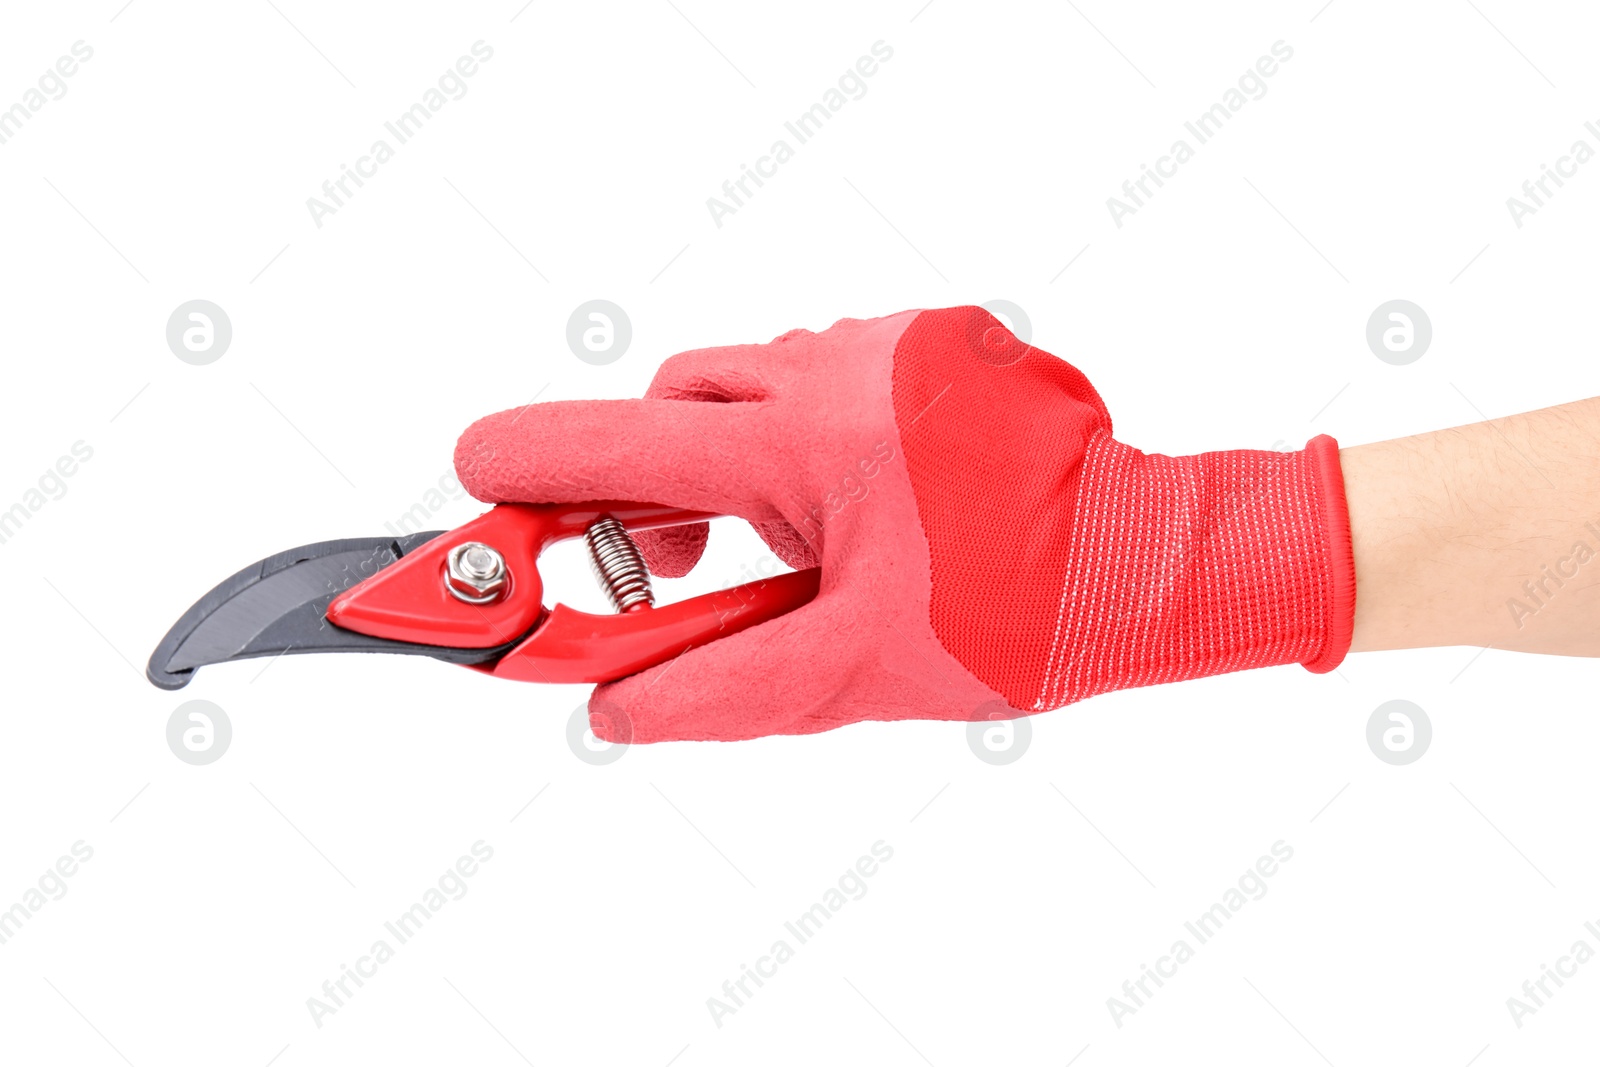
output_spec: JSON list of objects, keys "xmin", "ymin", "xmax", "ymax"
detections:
[{"xmin": 1343, "ymin": 397, "xmax": 1600, "ymax": 656}]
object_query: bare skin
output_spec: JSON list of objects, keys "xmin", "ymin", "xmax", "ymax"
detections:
[{"xmin": 1343, "ymin": 397, "xmax": 1600, "ymax": 657}]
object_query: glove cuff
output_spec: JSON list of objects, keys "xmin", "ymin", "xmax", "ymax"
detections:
[
  {"xmin": 1299, "ymin": 434, "xmax": 1356, "ymax": 673},
  {"xmin": 1035, "ymin": 433, "xmax": 1356, "ymax": 709}
]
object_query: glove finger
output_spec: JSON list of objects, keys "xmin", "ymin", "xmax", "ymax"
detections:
[
  {"xmin": 587, "ymin": 587, "xmax": 856, "ymax": 743},
  {"xmin": 642, "ymin": 332, "xmax": 812, "ymax": 403},
  {"xmin": 637, "ymin": 516, "xmax": 818, "ymax": 580},
  {"xmin": 455, "ymin": 398, "xmax": 779, "ymax": 520},
  {"xmin": 633, "ymin": 522, "xmax": 708, "ymax": 578},
  {"xmin": 621, "ymin": 341, "xmax": 793, "ymax": 575},
  {"xmin": 749, "ymin": 519, "xmax": 819, "ymax": 571},
  {"xmin": 586, "ymin": 575, "xmax": 986, "ymax": 743},
  {"xmin": 646, "ymin": 349, "xmax": 775, "ymax": 403}
]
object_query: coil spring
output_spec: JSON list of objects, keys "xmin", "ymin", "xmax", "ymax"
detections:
[{"xmin": 584, "ymin": 516, "xmax": 654, "ymax": 612}]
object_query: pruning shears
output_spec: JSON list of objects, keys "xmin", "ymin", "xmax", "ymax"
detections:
[{"xmin": 146, "ymin": 502, "xmax": 820, "ymax": 690}]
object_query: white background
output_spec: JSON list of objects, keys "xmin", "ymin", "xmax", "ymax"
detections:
[{"xmin": 2, "ymin": 1, "xmax": 1598, "ymax": 1064}]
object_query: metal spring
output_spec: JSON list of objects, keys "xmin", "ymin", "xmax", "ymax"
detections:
[{"xmin": 584, "ymin": 516, "xmax": 654, "ymax": 612}]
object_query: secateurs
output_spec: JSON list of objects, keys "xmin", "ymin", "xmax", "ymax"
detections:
[{"xmin": 146, "ymin": 502, "xmax": 821, "ymax": 690}]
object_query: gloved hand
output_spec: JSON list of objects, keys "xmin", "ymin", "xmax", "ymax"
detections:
[{"xmin": 455, "ymin": 307, "xmax": 1355, "ymax": 742}]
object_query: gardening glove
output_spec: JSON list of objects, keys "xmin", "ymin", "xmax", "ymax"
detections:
[{"xmin": 454, "ymin": 306, "xmax": 1355, "ymax": 742}]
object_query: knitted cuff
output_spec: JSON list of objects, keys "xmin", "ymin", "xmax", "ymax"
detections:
[{"xmin": 1035, "ymin": 433, "xmax": 1356, "ymax": 709}]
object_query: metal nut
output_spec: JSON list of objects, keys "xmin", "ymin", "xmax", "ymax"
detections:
[{"xmin": 445, "ymin": 542, "xmax": 509, "ymax": 604}]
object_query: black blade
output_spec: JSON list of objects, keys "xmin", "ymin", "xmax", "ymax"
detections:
[{"xmin": 147, "ymin": 531, "xmax": 520, "ymax": 690}]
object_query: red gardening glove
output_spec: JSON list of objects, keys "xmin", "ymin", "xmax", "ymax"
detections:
[{"xmin": 455, "ymin": 307, "xmax": 1355, "ymax": 742}]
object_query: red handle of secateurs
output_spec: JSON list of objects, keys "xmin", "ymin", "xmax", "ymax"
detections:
[
  {"xmin": 487, "ymin": 568, "xmax": 820, "ymax": 683},
  {"xmin": 325, "ymin": 502, "xmax": 820, "ymax": 684}
]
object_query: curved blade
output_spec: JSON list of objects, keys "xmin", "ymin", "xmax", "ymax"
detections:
[{"xmin": 147, "ymin": 531, "xmax": 521, "ymax": 690}]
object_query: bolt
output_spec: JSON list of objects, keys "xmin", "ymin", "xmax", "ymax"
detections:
[{"xmin": 446, "ymin": 541, "xmax": 509, "ymax": 604}]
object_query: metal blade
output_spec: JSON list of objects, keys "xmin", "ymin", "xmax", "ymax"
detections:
[{"xmin": 146, "ymin": 531, "xmax": 519, "ymax": 690}]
